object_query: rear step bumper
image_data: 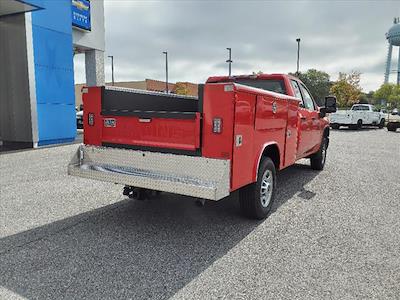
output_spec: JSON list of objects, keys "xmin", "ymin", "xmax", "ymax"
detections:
[{"xmin": 68, "ymin": 145, "xmax": 230, "ymax": 200}]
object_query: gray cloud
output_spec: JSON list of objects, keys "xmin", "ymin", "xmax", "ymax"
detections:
[{"xmin": 74, "ymin": 0, "xmax": 400, "ymax": 91}]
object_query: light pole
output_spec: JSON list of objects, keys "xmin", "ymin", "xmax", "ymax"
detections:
[
  {"xmin": 163, "ymin": 51, "xmax": 168, "ymax": 93},
  {"xmin": 296, "ymin": 38, "xmax": 301, "ymax": 75},
  {"xmin": 108, "ymin": 55, "xmax": 114, "ymax": 86},
  {"xmin": 226, "ymin": 47, "xmax": 232, "ymax": 77}
]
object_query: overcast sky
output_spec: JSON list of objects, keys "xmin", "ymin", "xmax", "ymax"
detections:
[{"xmin": 74, "ymin": 0, "xmax": 400, "ymax": 92}]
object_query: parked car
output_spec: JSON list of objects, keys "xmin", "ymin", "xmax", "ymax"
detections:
[
  {"xmin": 387, "ymin": 113, "xmax": 400, "ymax": 132},
  {"xmin": 329, "ymin": 104, "xmax": 385, "ymax": 129},
  {"xmin": 76, "ymin": 110, "xmax": 83, "ymax": 129},
  {"xmin": 68, "ymin": 73, "xmax": 336, "ymax": 219}
]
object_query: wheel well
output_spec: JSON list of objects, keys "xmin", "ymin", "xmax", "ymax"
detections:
[{"xmin": 260, "ymin": 144, "xmax": 280, "ymax": 170}]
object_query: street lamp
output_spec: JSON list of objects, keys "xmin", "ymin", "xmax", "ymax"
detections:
[
  {"xmin": 108, "ymin": 55, "xmax": 114, "ymax": 86},
  {"xmin": 163, "ymin": 51, "xmax": 168, "ymax": 93},
  {"xmin": 226, "ymin": 47, "xmax": 232, "ymax": 77},
  {"xmin": 296, "ymin": 38, "xmax": 301, "ymax": 75}
]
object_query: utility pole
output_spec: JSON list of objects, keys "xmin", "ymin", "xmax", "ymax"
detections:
[
  {"xmin": 163, "ymin": 51, "xmax": 168, "ymax": 93},
  {"xmin": 226, "ymin": 48, "xmax": 232, "ymax": 77},
  {"xmin": 108, "ymin": 55, "xmax": 114, "ymax": 86},
  {"xmin": 296, "ymin": 38, "xmax": 301, "ymax": 75}
]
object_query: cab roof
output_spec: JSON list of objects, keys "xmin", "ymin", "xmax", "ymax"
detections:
[{"xmin": 206, "ymin": 73, "xmax": 300, "ymax": 83}]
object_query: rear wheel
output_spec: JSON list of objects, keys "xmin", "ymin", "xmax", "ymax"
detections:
[
  {"xmin": 378, "ymin": 119, "xmax": 385, "ymax": 129},
  {"xmin": 387, "ymin": 123, "xmax": 396, "ymax": 132},
  {"xmin": 356, "ymin": 119, "xmax": 363, "ymax": 130},
  {"xmin": 239, "ymin": 157, "xmax": 276, "ymax": 220},
  {"xmin": 310, "ymin": 136, "xmax": 328, "ymax": 170}
]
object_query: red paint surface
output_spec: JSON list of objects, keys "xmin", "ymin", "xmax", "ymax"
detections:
[
  {"xmin": 83, "ymin": 87, "xmax": 102, "ymax": 146},
  {"xmin": 102, "ymin": 114, "xmax": 200, "ymax": 151},
  {"xmin": 82, "ymin": 74, "xmax": 330, "ymax": 193}
]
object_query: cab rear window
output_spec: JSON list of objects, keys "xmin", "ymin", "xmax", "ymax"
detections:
[
  {"xmin": 352, "ymin": 105, "xmax": 369, "ymax": 111},
  {"xmin": 235, "ymin": 79, "xmax": 287, "ymax": 95}
]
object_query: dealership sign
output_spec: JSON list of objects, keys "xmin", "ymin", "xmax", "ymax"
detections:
[{"xmin": 72, "ymin": 0, "xmax": 91, "ymax": 31}]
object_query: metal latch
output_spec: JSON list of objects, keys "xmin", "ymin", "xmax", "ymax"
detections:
[
  {"xmin": 139, "ymin": 118, "xmax": 152, "ymax": 123},
  {"xmin": 235, "ymin": 135, "xmax": 243, "ymax": 147}
]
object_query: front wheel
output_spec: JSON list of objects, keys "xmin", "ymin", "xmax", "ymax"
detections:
[
  {"xmin": 310, "ymin": 136, "xmax": 328, "ymax": 170},
  {"xmin": 239, "ymin": 157, "xmax": 277, "ymax": 219}
]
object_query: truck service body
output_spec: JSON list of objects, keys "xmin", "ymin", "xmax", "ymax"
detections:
[
  {"xmin": 329, "ymin": 104, "xmax": 386, "ymax": 130},
  {"xmin": 69, "ymin": 74, "xmax": 336, "ymax": 219}
]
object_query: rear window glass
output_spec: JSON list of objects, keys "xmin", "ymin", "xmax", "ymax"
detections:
[
  {"xmin": 235, "ymin": 79, "xmax": 287, "ymax": 95},
  {"xmin": 352, "ymin": 105, "xmax": 369, "ymax": 111}
]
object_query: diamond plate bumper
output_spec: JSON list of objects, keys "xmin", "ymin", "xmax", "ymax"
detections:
[{"xmin": 68, "ymin": 145, "xmax": 231, "ymax": 200}]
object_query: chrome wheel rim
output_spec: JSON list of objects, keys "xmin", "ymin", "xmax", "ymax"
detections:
[{"xmin": 260, "ymin": 169, "xmax": 273, "ymax": 208}]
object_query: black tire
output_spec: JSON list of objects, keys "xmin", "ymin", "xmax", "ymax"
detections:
[
  {"xmin": 378, "ymin": 119, "xmax": 385, "ymax": 129},
  {"xmin": 239, "ymin": 157, "xmax": 277, "ymax": 220},
  {"xmin": 310, "ymin": 136, "xmax": 328, "ymax": 170},
  {"xmin": 331, "ymin": 124, "xmax": 340, "ymax": 130},
  {"xmin": 356, "ymin": 119, "xmax": 363, "ymax": 130},
  {"xmin": 387, "ymin": 123, "xmax": 396, "ymax": 132}
]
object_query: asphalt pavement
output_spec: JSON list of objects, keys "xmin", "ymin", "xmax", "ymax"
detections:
[{"xmin": 0, "ymin": 128, "xmax": 399, "ymax": 299}]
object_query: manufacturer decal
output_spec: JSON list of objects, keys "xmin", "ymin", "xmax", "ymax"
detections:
[{"xmin": 104, "ymin": 118, "xmax": 116, "ymax": 128}]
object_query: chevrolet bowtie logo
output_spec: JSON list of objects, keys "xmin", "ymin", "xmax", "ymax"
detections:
[{"xmin": 72, "ymin": 0, "xmax": 89, "ymax": 11}]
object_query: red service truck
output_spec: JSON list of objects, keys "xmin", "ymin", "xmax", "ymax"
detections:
[{"xmin": 68, "ymin": 74, "xmax": 336, "ymax": 219}]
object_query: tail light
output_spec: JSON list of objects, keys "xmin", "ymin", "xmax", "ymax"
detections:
[
  {"xmin": 213, "ymin": 117, "xmax": 223, "ymax": 133},
  {"xmin": 88, "ymin": 113, "xmax": 94, "ymax": 126}
]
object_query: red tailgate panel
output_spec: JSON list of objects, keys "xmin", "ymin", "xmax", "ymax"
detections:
[
  {"xmin": 101, "ymin": 113, "xmax": 201, "ymax": 151},
  {"xmin": 83, "ymin": 87, "xmax": 102, "ymax": 146}
]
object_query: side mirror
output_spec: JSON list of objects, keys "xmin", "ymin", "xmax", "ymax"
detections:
[
  {"xmin": 324, "ymin": 96, "xmax": 337, "ymax": 113},
  {"xmin": 319, "ymin": 96, "xmax": 337, "ymax": 118}
]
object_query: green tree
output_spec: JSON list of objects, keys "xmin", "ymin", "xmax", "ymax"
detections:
[
  {"xmin": 290, "ymin": 69, "xmax": 331, "ymax": 106},
  {"xmin": 373, "ymin": 83, "xmax": 400, "ymax": 108},
  {"xmin": 388, "ymin": 85, "xmax": 400, "ymax": 107},
  {"xmin": 330, "ymin": 71, "xmax": 362, "ymax": 108},
  {"xmin": 359, "ymin": 91, "xmax": 374, "ymax": 104}
]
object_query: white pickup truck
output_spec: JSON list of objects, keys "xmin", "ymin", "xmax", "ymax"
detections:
[{"xmin": 329, "ymin": 104, "xmax": 386, "ymax": 130}]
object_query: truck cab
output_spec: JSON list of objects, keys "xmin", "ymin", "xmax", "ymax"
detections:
[{"xmin": 68, "ymin": 74, "xmax": 336, "ymax": 219}]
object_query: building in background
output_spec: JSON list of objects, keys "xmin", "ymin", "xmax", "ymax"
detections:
[
  {"xmin": 75, "ymin": 79, "xmax": 198, "ymax": 108},
  {"xmin": 0, "ymin": 0, "xmax": 105, "ymax": 149}
]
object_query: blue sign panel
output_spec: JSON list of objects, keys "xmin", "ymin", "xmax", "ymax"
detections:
[{"xmin": 72, "ymin": 0, "xmax": 91, "ymax": 31}]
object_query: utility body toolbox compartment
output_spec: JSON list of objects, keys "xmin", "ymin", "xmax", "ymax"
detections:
[{"xmin": 84, "ymin": 86, "xmax": 202, "ymax": 155}]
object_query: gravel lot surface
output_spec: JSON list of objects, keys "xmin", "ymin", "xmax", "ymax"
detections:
[{"xmin": 1, "ymin": 128, "xmax": 399, "ymax": 299}]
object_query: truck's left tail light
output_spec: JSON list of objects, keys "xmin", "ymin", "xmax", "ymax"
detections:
[
  {"xmin": 88, "ymin": 113, "xmax": 94, "ymax": 126},
  {"xmin": 213, "ymin": 117, "xmax": 223, "ymax": 133}
]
